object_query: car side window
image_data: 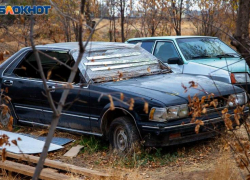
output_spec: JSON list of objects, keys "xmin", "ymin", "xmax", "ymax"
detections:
[
  {"xmin": 153, "ymin": 41, "xmax": 179, "ymax": 63},
  {"xmin": 141, "ymin": 41, "xmax": 154, "ymax": 52},
  {"xmin": 13, "ymin": 51, "xmax": 81, "ymax": 83}
]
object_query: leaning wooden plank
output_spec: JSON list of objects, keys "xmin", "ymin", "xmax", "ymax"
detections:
[
  {"xmin": 63, "ymin": 145, "xmax": 84, "ymax": 158},
  {"xmin": 0, "ymin": 160, "xmax": 71, "ymax": 180},
  {"xmin": 0, "ymin": 150, "xmax": 111, "ymax": 178}
]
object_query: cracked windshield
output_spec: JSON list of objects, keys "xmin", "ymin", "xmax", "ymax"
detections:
[{"xmin": 177, "ymin": 38, "xmax": 240, "ymax": 60}]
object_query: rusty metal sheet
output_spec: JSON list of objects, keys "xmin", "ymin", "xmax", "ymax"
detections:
[
  {"xmin": 91, "ymin": 61, "xmax": 158, "ymax": 71},
  {"xmin": 86, "ymin": 52, "xmax": 141, "ymax": 60},
  {"xmin": 84, "ymin": 58, "xmax": 151, "ymax": 66}
]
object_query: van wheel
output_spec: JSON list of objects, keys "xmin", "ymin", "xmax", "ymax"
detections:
[{"xmin": 109, "ymin": 116, "xmax": 140, "ymax": 153}]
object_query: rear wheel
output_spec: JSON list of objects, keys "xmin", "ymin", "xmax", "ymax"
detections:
[
  {"xmin": 0, "ymin": 102, "xmax": 17, "ymax": 129},
  {"xmin": 109, "ymin": 116, "xmax": 140, "ymax": 153}
]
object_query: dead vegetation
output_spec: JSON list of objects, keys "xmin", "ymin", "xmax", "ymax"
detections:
[{"xmin": 6, "ymin": 125, "xmax": 249, "ymax": 180}]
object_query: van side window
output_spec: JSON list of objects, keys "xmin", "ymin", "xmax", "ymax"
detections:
[
  {"xmin": 127, "ymin": 41, "xmax": 141, "ymax": 44},
  {"xmin": 153, "ymin": 41, "xmax": 179, "ymax": 63},
  {"xmin": 141, "ymin": 41, "xmax": 154, "ymax": 52}
]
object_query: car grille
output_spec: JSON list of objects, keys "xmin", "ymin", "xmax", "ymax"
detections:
[{"xmin": 205, "ymin": 96, "xmax": 228, "ymax": 114}]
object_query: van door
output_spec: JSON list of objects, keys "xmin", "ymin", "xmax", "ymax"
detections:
[{"xmin": 152, "ymin": 40, "xmax": 183, "ymax": 73}]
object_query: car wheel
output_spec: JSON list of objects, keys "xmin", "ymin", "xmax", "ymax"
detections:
[
  {"xmin": 109, "ymin": 116, "xmax": 140, "ymax": 153},
  {"xmin": 0, "ymin": 103, "xmax": 17, "ymax": 129}
]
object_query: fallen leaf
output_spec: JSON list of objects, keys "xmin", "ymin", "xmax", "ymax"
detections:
[
  {"xmin": 221, "ymin": 108, "xmax": 228, "ymax": 114},
  {"xmin": 11, "ymin": 139, "xmax": 17, "ymax": 146},
  {"xmin": 195, "ymin": 124, "xmax": 200, "ymax": 134},
  {"xmin": 2, "ymin": 148, "xmax": 6, "ymax": 162},
  {"xmin": 20, "ymin": 16, "xmax": 25, "ymax": 24},
  {"xmin": 47, "ymin": 70, "xmax": 52, "ymax": 80},
  {"xmin": 108, "ymin": 95, "xmax": 115, "ymax": 110},
  {"xmin": 202, "ymin": 108, "xmax": 207, "ymax": 114},
  {"xmin": 129, "ymin": 98, "xmax": 135, "ymax": 110},
  {"xmin": 144, "ymin": 102, "xmax": 149, "ymax": 114},
  {"xmin": 8, "ymin": 116, "xmax": 13, "ymax": 131},
  {"xmin": 189, "ymin": 81, "xmax": 198, "ymax": 88},
  {"xmin": 120, "ymin": 93, "xmax": 124, "ymax": 101},
  {"xmin": 63, "ymin": 83, "xmax": 73, "ymax": 89},
  {"xmin": 4, "ymin": 87, "xmax": 8, "ymax": 95},
  {"xmin": 21, "ymin": 66, "xmax": 27, "ymax": 71},
  {"xmin": 118, "ymin": 71, "xmax": 123, "ymax": 78}
]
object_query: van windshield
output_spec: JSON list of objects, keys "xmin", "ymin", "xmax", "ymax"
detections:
[{"xmin": 176, "ymin": 38, "xmax": 239, "ymax": 60}]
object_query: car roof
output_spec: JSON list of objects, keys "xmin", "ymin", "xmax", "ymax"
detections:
[
  {"xmin": 127, "ymin": 36, "xmax": 217, "ymax": 42},
  {"xmin": 35, "ymin": 42, "xmax": 135, "ymax": 51}
]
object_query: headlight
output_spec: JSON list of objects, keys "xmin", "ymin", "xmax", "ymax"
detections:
[
  {"xmin": 149, "ymin": 104, "xmax": 189, "ymax": 122},
  {"xmin": 230, "ymin": 92, "xmax": 247, "ymax": 106},
  {"xmin": 231, "ymin": 73, "xmax": 250, "ymax": 83}
]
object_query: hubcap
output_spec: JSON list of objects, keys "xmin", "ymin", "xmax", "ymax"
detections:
[{"xmin": 115, "ymin": 127, "xmax": 128, "ymax": 151}]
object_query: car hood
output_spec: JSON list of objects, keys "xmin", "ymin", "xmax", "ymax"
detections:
[
  {"xmin": 100, "ymin": 74, "xmax": 243, "ymax": 106},
  {"xmin": 189, "ymin": 58, "xmax": 250, "ymax": 73}
]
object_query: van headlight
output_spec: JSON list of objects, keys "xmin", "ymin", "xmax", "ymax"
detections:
[
  {"xmin": 149, "ymin": 104, "xmax": 189, "ymax": 122},
  {"xmin": 229, "ymin": 92, "xmax": 247, "ymax": 106}
]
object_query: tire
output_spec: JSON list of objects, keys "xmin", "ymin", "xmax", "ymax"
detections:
[
  {"xmin": 109, "ymin": 116, "xmax": 140, "ymax": 153},
  {"xmin": 0, "ymin": 101, "xmax": 17, "ymax": 129}
]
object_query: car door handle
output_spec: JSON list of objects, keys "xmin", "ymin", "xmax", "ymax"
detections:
[
  {"xmin": 49, "ymin": 85, "xmax": 55, "ymax": 92},
  {"xmin": 3, "ymin": 80, "xmax": 13, "ymax": 86}
]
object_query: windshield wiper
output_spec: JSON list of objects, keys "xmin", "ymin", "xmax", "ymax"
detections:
[
  {"xmin": 192, "ymin": 55, "xmax": 211, "ymax": 59},
  {"xmin": 216, "ymin": 53, "xmax": 236, "ymax": 58}
]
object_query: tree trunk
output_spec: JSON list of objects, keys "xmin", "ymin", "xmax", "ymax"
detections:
[
  {"xmin": 109, "ymin": 17, "xmax": 113, "ymax": 42},
  {"xmin": 120, "ymin": 0, "xmax": 125, "ymax": 42},
  {"xmin": 85, "ymin": 0, "xmax": 92, "ymax": 34},
  {"xmin": 232, "ymin": 0, "xmax": 250, "ymax": 61}
]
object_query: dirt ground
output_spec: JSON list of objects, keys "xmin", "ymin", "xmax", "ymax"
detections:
[{"xmin": 8, "ymin": 125, "xmax": 247, "ymax": 180}]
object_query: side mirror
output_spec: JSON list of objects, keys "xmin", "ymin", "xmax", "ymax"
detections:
[{"xmin": 168, "ymin": 57, "xmax": 183, "ymax": 65}]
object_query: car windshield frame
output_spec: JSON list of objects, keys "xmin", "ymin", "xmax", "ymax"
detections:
[
  {"xmin": 176, "ymin": 37, "xmax": 240, "ymax": 60},
  {"xmin": 70, "ymin": 45, "xmax": 171, "ymax": 83}
]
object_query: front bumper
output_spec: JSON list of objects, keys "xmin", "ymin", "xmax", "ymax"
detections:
[{"xmin": 139, "ymin": 109, "xmax": 249, "ymax": 147}]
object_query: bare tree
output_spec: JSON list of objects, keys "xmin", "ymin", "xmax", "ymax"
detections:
[
  {"xmin": 191, "ymin": 0, "xmax": 224, "ymax": 37},
  {"xmin": 169, "ymin": 0, "xmax": 184, "ymax": 35},
  {"xmin": 136, "ymin": 0, "xmax": 166, "ymax": 37},
  {"xmin": 145, "ymin": 0, "xmax": 164, "ymax": 37},
  {"xmin": 107, "ymin": 0, "xmax": 117, "ymax": 41},
  {"xmin": 118, "ymin": 0, "xmax": 126, "ymax": 42}
]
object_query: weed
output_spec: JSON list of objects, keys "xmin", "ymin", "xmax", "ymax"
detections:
[
  {"xmin": 13, "ymin": 126, "xmax": 20, "ymax": 132},
  {"xmin": 114, "ymin": 147, "xmax": 180, "ymax": 168},
  {"xmin": 76, "ymin": 136, "xmax": 109, "ymax": 154}
]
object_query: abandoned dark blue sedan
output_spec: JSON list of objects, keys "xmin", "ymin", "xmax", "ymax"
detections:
[{"xmin": 0, "ymin": 42, "xmax": 248, "ymax": 152}]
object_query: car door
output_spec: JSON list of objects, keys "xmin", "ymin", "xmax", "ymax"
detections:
[
  {"xmin": 152, "ymin": 40, "xmax": 184, "ymax": 73},
  {"xmin": 1, "ymin": 49, "xmax": 46, "ymax": 123},
  {"xmin": 36, "ymin": 50, "xmax": 91, "ymax": 132},
  {"xmin": 40, "ymin": 81, "xmax": 91, "ymax": 132}
]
